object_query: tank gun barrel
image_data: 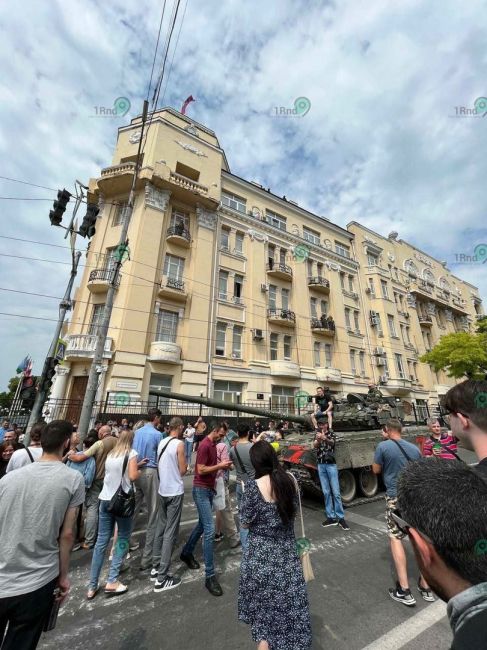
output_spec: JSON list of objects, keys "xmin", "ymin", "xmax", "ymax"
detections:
[{"xmin": 155, "ymin": 390, "xmax": 311, "ymax": 425}]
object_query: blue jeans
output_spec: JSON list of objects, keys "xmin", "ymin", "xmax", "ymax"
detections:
[
  {"xmin": 89, "ymin": 500, "xmax": 133, "ymax": 589},
  {"xmin": 184, "ymin": 439, "xmax": 193, "ymax": 466},
  {"xmin": 182, "ymin": 486, "xmax": 215, "ymax": 578},
  {"xmin": 317, "ymin": 463, "xmax": 345, "ymax": 520},
  {"xmin": 236, "ymin": 481, "xmax": 249, "ymax": 549}
]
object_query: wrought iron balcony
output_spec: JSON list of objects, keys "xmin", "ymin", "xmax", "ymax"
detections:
[
  {"xmin": 418, "ymin": 315, "xmax": 433, "ymax": 326},
  {"xmin": 266, "ymin": 262, "xmax": 293, "ymax": 281},
  {"xmin": 310, "ymin": 317, "xmax": 336, "ymax": 336},
  {"xmin": 158, "ymin": 276, "xmax": 187, "ymax": 302},
  {"xmin": 267, "ymin": 308, "xmax": 296, "ymax": 325},
  {"xmin": 307, "ymin": 276, "xmax": 330, "ymax": 293},
  {"xmin": 166, "ymin": 225, "xmax": 191, "ymax": 247},
  {"xmin": 87, "ymin": 268, "xmax": 120, "ymax": 293}
]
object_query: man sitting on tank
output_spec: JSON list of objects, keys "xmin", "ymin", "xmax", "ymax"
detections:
[{"xmin": 310, "ymin": 386, "xmax": 334, "ymax": 432}]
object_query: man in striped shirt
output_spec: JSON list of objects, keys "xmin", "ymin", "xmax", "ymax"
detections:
[{"xmin": 423, "ymin": 418, "xmax": 459, "ymax": 460}]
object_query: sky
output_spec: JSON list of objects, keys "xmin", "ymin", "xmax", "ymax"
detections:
[{"xmin": 0, "ymin": 0, "xmax": 486, "ymax": 390}]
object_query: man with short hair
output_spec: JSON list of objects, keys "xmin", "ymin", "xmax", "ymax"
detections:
[
  {"xmin": 0, "ymin": 420, "xmax": 10, "ymax": 444},
  {"xmin": 311, "ymin": 386, "xmax": 334, "ymax": 430},
  {"xmin": 230, "ymin": 424, "xmax": 255, "ymax": 548},
  {"xmin": 366, "ymin": 382, "xmax": 383, "ymax": 407},
  {"xmin": 67, "ymin": 424, "xmax": 116, "ymax": 549},
  {"xmin": 397, "ymin": 458, "xmax": 487, "ymax": 649},
  {"xmin": 443, "ymin": 379, "xmax": 487, "ymax": 477},
  {"xmin": 0, "ymin": 420, "xmax": 84, "ymax": 649},
  {"xmin": 180, "ymin": 421, "xmax": 232, "ymax": 597},
  {"xmin": 372, "ymin": 419, "xmax": 433, "ymax": 606},
  {"xmin": 133, "ymin": 408, "xmax": 162, "ymax": 569},
  {"xmin": 423, "ymin": 417, "xmax": 459, "ymax": 460},
  {"xmin": 314, "ymin": 421, "xmax": 350, "ymax": 531},
  {"xmin": 6, "ymin": 423, "xmax": 43, "ymax": 472},
  {"xmin": 151, "ymin": 417, "xmax": 187, "ymax": 593}
]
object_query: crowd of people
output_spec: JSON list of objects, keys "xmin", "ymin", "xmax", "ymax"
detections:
[{"xmin": 1, "ymin": 379, "xmax": 487, "ymax": 649}]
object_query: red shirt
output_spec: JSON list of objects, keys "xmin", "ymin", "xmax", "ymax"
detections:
[
  {"xmin": 194, "ymin": 435, "xmax": 218, "ymax": 489},
  {"xmin": 423, "ymin": 432, "xmax": 459, "ymax": 460}
]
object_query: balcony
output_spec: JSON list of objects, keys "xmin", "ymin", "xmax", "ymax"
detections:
[
  {"xmin": 158, "ymin": 276, "xmax": 188, "ymax": 303},
  {"xmin": 269, "ymin": 360, "xmax": 301, "ymax": 378},
  {"xmin": 169, "ymin": 171, "xmax": 208, "ymax": 197},
  {"xmin": 310, "ymin": 318, "xmax": 336, "ymax": 337},
  {"xmin": 87, "ymin": 268, "xmax": 121, "ymax": 293},
  {"xmin": 316, "ymin": 367, "xmax": 342, "ymax": 383},
  {"xmin": 267, "ymin": 308, "xmax": 296, "ymax": 327},
  {"xmin": 383, "ymin": 376, "xmax": 412, "ymax": 396},
  {"xmin": 307, "ymin": 276, "xmax": 330, "ymax": 294},
  {"xmin": 65, "ymin": 334, "xmax": 113, "ymax": 360},
  {"xmin": 98, "ymin": 162, "xmax": 136, "ymax": 194},
  {"xmin": 166, "ymin": 225, "xmax": 191, "ymax": 248},
  {"xmin": 418, "ymin": 315, "xmax": 433, "ymax": 327},
  {"xmin": 266, "ymin": 262, "xmax": 293, "ymax": 281},
  {"xmin": 148, "ymin": 341, "xmax": 181, "ymax": 364}
]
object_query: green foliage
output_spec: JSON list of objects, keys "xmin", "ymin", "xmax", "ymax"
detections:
[
  {"xmin": 0, "ymin": 376, "xmax": 21, "ymax": 411},
  {"xmin": 420, "ymin": 331, "xmax": 487, "ymax": 379}
]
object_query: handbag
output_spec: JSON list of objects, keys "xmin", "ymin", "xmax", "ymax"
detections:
[
  {"xmin": 288, "ymin": 472, "xmax": 314, "ymax": 583},
  {"xmin": 107, "ymin": 453, "xmax": 135, "ymax": 518},
  {"xmin": 213, "ymin": 476, "xmax": 226, "ymax": 511}
]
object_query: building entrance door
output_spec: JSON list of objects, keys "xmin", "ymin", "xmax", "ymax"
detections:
[{"xmin": 66, "ymin": 376, "xmax": 88, "ymax": 423}]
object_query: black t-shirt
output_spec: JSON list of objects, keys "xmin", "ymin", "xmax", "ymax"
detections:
[
  {"xmin": 475, "ymin": 458, "xmax": 487, "ymax": 479},
  {"xmin": 315, "ymin": 392, "xmax": 333, "ymax": 411}
]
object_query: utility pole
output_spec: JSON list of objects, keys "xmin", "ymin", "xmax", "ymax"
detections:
[{"xmin": 77, "ymin": 100, "xmax": 149, "ymax": 439}]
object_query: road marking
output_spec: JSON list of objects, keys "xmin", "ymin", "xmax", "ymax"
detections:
[
  {"xmin": 346, "ymin": 511, "xmax": 388, "ymax": 534},
  {"xmin": 360, "ymin": 600, "xmax": 447, "ymax": 650}
]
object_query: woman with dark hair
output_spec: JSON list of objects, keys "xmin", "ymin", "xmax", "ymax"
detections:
[
  {"xmin": 0, "ymin": 442, "xmax": 15, "ymax": 478},
  {"xmin": 238, "ymin": 441, "xmax": 312, "ymax": 650}
]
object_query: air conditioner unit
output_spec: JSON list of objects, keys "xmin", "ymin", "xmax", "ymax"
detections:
[
  {"xmin": 365, "ymin": 287, "xmax": 371, "ymax": 294},
  {"xmin": 260, "ymin": 283, "xmax": 269, "ymax": 292},
  {"xmin": 375, "ymin": 356, "xmax": 387, "ymax": 366},
  {"xmin": 374, "ymin": 346, "xmax": 385, "ymax": 355},
  {"xmin": 253, "ymin": 329, "xmax": 264, "ymax": 341},
  {"xmin": 369, "ymin": 310, "xmax": 379, "ymax": 326}
]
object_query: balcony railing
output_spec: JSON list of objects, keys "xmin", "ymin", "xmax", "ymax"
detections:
[
  {"xmin": 266, "ymin": 262, "xmax": 293, "ymax": 279},
  {"xmin": 66, "ymin": 334, "xmax": 113, "ymax": 358},
  {"xmin": 100, "ymin": 162, "xmax": 136, "ymax": 177},
  {"xmin": 88, "ymin": 268, "xmax": 121, "ymax": 287},
  {"xmin": 165, "ymin": 277, "xmax": 185, "ymax": 291},
  {"xmin": 267, "ymin": 308, "xmax": 296, "ymax": 323},
  {"xmin": 310, "ymin": 317, "xmax": 336, "ymax": 333},
  {"xmin": 418, "ymin": 315, "xmax": 433, "ymax": 326},
  {"xmin": 166, "ymin": 225, "xmax": 191, "ymax": 243},
  {"xmin": 307, "ymin": 276, "xmax": 330, "ymax": 292},
  {"xmin": 169, "ymin": 171, "xmax": 208, "ymax": 196}
]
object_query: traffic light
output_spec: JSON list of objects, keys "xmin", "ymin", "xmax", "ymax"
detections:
[
  {"xmin": 39, "ymin": 357, "xmax": 59, "ymax": 393},
  {"xmin": 79, "ymin": 203, "xmax": 100, "ymax": 238},
  {"xmin": 20, "ymin": 375, "xmax": 37, "ymax": 409},
  {"xmin": 49, "ymin": 189, "xmax": 71, "ymax": 226}
]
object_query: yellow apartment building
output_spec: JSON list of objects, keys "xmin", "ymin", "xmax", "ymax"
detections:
[{"xmin": 49, "ymin": 107, "xmax": 483, "ymax": 416}]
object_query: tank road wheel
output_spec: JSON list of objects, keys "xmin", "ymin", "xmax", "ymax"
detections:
[
  {"xmin": 358, "ymin": 467, "xmax": 379, "ymax": 498},
  {"xmin": 339, "ymin": 469, "xmax": 356, "ymax": 504}
]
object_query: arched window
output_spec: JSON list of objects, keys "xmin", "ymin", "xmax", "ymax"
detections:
[
  {"xmin": 404, "ymin": 259, "xmax": 418, "ymax": 277},
  {"xmin": 439, "ymin": 277, "xmax": 450, "ymax": 293},
  {"xmin": 423, "ymin": 269, "xmax": 435, "ymax": 286}
]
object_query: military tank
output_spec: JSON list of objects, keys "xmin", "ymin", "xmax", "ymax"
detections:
[{"xmin": 154, "ymin": 389, "xmax": 430, "ymax": 503}]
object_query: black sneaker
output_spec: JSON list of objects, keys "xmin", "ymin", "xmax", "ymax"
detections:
[
  {"xmin": 214, "ymin": 533, "xmax": 224, "ymax": 542},
  {"xmin": 321, "ymin": 518, "xmax": 338, "ymax": 527},
  {"xmin": 154, "ymin": 575, "xmax": 181, "ymax": 593},
  {"xmin": 417, "ymin": 580, "xmax": 435, "ymax": 602},
  {"xmin": 205, "ymin": 576, "xmax": 223, "ymax": 597},
  {"xmin": 338, "ymin": 518, "xmax": 350, "ymax": 531},
  {"xmin": 180, "ymin": 553, "xmax": 200, "ymax": 570},
  {"xmin": 389, "ymin": 585, "xmax": 416, "ymax": 606}
]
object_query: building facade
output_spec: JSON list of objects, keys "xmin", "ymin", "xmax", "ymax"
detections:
[{"xmin": 51, "ymin": 108, "xmax": 484, "ymax": 415}]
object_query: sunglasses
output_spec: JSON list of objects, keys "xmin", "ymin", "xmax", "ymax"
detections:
[{"xmin": 390, "ymin": 509, "xmax": 434, "ymax": 545}]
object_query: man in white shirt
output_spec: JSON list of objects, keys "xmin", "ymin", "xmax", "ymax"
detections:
[
  {"xmin": 151, "ymin": 417, "xmax": 187, "ymax": 592},
  {"xmin": 183, "ymin": 422, "xmax": 196, "ymax": 471},
  {"xmin": 6, "ymin": 423, "xmax": 44, "ymax": 472}
]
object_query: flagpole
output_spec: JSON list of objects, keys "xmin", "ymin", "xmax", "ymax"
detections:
[{"xmin": 8, "ymin": 370, "xmax": 25, "ymax": 420}]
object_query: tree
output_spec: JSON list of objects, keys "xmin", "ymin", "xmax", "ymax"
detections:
[
  {"xmin": 420, "ymin": 331, "xmax": 487, "ymax": 379},
  {"xmin": 0, "ymin": 376, "xmax": 20, "ymax": 411}
]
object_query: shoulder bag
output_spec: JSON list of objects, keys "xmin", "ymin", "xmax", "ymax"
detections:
[
  {"xmin": 288, "ymin": 472, "xmax": 314, "ymax": 583},
  {"xmin": 107, "ymin": 453, "xmax": 135, "ymax": 518},
  {"xmin": 390, "ymin": 439, "xmax": 414, "ymax": 463},
  {"xmin": 156, "ymin": 437, "xmax": 179, "ymax": 479}
]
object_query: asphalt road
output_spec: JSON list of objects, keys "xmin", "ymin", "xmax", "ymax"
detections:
[{"xmin": 37, "ymin": 476, "xmax": 454, "ymax": 650}]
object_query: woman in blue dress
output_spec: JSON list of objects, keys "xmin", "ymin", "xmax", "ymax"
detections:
[{"xmin": 238, "ymin": 441, "xmax": 312, "ymax": 650}]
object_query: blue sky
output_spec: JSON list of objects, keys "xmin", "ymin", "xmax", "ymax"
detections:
[{"xmin": 0, "ymin": 0, "xmax": 486, "ymax": 390}]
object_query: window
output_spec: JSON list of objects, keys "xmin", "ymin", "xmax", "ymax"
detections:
[
  {"xmin": 349, "ymin": 349, "xmax": 356, "ymax": 374},
  {"xmin": 112, "ymin": 201, "xmax": 129, "ymax": 227},
  {"xmin": 413, "ymin": 361, "xmax": 418, "ymax": 381},
  {"xmin": 345, "ymin": 308, "xmax": 351, "ymax": 329},
  {"xmin": 213, "ymin": 380, "xmax": 244, "ymax": 405},
  {"xmin": 307, "ymin": 259, "xmax": 314, "ymax": 277},
  {"xmin": 270, "ymin": 333, "xmax": 278, "ymax": 360},
  {"xmin": 266, "ymin": 209, "xmax": 287, "ymax": 231},
  {"xmin": 220, "ymin": 227, "xmax": 230, "ymax": 250},
  {"xmin": 339, "ymin": 272, "xmax": 346, "ymax": 289},
  {"xmin": 395, "ymin": 353, "xmax": 405, "ymax": 379},
  {"xmin": 163, "ymin": 254, "xmax": 184, "ymax": 280},
  {"xmin": 376, "ymin": 313, "xmax": 383, "ymax": 335},
  {"xmin": 268, "ymin": 244, "xmax": 275, "ymax": 264},
  {"xmin": 348, "ymin": 275, "xmax": 354, "ymax": 292},
  {"xmin": 310, "ymin": 297, "xmax": 317, "ymax": 319},
  {"xmin": 380, "ymin": 280, "xmax": 389, "ymax": 299},
  {"xmin": 368, "ymin": 277, "xmax": 375, "ymax": 295},
  {"xmin": 232, "ymin": 326, "xmax": 243, "ymax": 358},
  {"xmin": 424, "ymin": 331, "xmax": 432, "ymax": 351},
  {"xmin": 235, "ymin": 231, "xmax": 244, "ymax": 254},
  {"xmin": 303, "ymin": 227, "xmax": 320, "ymax": 245},
  {"xmin": 233, "ymin": 274, "xmax": 243, "ymax": 301},
  {"xmin": 104, "ymin": 247, "xmax": 118, "ymax": 272},
  {"xmin": 283, "ymin": 335, "xmax": 292, "ymax": 360},
  {"xmin": 359, "ymin": 351, "xmax": 366, "ymax": 375},
  {"xmin": 148, "ymin": 374, "xmax": 172, "ymax": 409},
  {"xmin": 353, "ymin": 311, "xmax": 360, "ymax": 332},
  {"xmin": 215, "ymin": 322, "xmax": 227, "ymax": 356},
  {"xmin": 320, "ymin": 299, "xmax": 328, "ymax": 315},
  {"xmin": 271, "ymin": 386, "xmax": 296, "ymax": 410},
  {"xmin": 269, "ymin": 285, "xmax": 277, "ymax": 310},
  {"xmin": 367, "ymin": 253, "xmax": 378, "ymax": 267},
  {"xmin": 335, "ymin": 241, "xmax": 350, "ymax": 258},
  {"xmin": 387, "ymin": 314, "xmax": 397, "ymax": 337},
  {"xmin": 324, "ymin": 343, "xmax": 332, "ymax": 366},
  {"xmin": 404, "ymin": 326, "xmax": 411, "ymax": 345},
  {"xmin": 89, "ymin": 303, "xmax": 105, "ymax": 335},
  {"xmin": 279, "ymin": 249, "xmax": 287, "ymax": 265},
  {"xmin": 171, "ymin": 208, "xmax": 189, "ymax": 230},
  {"xmin": 317, "ymin": 262, "xmax": 323, "ymax": 278},
  {"xmin": 281, "ymin": 288, "xmax": 290, "ymax": 310},
  {"xmin": 382, "ymin": 354, "xmax": 389, "ymax": 372},
  {"xmin": 218, "ymin": 270, "xmax": 229, "ymax": 300},
  {"xmin": 156, "ymin": 310, "xmax": 179, "ymax": 342},
  {"xmin": 222, "ymin": 191, "xmax": 246, "ymax": 213},
  {"xmin": 313, "ymin": 342, "xmax": 321, "ymax": 366}
]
